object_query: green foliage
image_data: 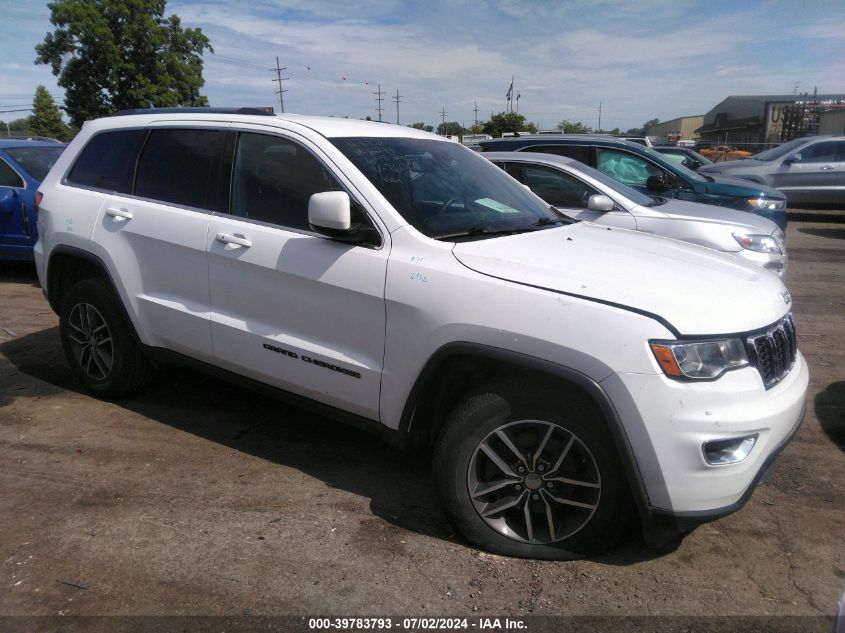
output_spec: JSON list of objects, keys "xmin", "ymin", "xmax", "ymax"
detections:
[
  {"xmin": 437, "ymin": 121, "xmax": 465, "ymax": 137},
  {"xmin": 35, "ymin": 0, "xmax": 213, "ymax": 128},
  {"xmin": 29, "ymin": 85, "xmax": 71, "ymax": 141},
  {"xmin": 0, "ymin": 118, "xmax": 32, "ymax": 134},
  {"xmin": 482, "ymin": 112, "xmax": 536, "ymax": 137},
  {"xmin": 607, "ymin": 127, "xmax": 621, "ymax": 135},
  {"xmin": 408, "ymin": 122, "xmax": 434, "ymax": 132},
  {"xmin": 557, "ymin": 119, "xmax": 592, "ymax": 134},
  {"xmin": 626, "ymin": 119, "xmax": 659, "ymax": 135}
]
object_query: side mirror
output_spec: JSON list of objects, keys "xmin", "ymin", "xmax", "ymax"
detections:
[
  {"xmin": 308, "ymin": 191, "xmax": 366, "ymax": 243},
  {"xmin": 0, "ymin": 188, "xmax": 18, "ymax": 214},
  {"xmin": 783, "ymin": 153, "xmax": 802, "ymax": 165},
  {"xmin": 646, "ymin": 175, "xmax": 668, "ymax": 191},
  {"xmin": 587, "ymin": 194, "xmax": 615, "ymax": 212}
]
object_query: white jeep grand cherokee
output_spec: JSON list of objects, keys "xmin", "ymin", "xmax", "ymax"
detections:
[{"xmin": 34, "ymin": 109, "xmax": 808, "ymax": 559}]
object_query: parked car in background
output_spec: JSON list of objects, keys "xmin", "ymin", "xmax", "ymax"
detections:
[
  {"xmin": 478, "ymin": 135, "xmax": 788, "ymax": 230},
  {"xmin": 0, "ymin": 140, "xmax": 66, "ymax": 260},
  {"xmin": 698, "ymin": 135, "xmax": 845, "ymax": 206},
  {"xmin": 652, "ymin": 146, "xmax": 713, "ymax": 171},
  {"xmin": 484, "ymin": 151, "xmax": 787, "ymax": 275},
  {"xmin": 699, "ymin": 145, "xmax": 753, "ymax": 161}
]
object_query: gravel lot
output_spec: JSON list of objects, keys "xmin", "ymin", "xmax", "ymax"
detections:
[{"xmin": 1, "ymin": 210, "xmax": 843, "ymax": 624}]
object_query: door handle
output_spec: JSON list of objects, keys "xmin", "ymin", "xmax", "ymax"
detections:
[
  {"xmin": 106, "ymin": 207, "xmax": 133, "ymax": 220},
  {"xmin": 820, "ymin": 166, "xmax": 835, "ymax": 171},
  {"xmin": 216, "ymin": 232, "xmax": 252, "ymax": 248}
]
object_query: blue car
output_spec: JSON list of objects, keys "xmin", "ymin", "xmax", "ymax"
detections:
[
  {"xmin": 0, "ymin": 140, "xmax": 66, "ymax": 260},
  {"xmin": 479, "ymin": 135, "xmax": 789, "ymax": 230}
]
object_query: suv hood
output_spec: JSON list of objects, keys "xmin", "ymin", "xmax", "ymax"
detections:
[
  {"xmin": 452, "ymin": 223, "xmax": 788, "ymax": 336},
  {"xmin": 647, "ymin": 199, "xmax": 778, "ymax": 234},
  {"xmin": 700, "ymin": 158, "xmax": 764, "ymax": 171},
  {"xmin": 702, "ymin": 173, "xmax": 784, "ymax": 199}
]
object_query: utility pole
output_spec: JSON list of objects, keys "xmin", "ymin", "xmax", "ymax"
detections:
[
  {"xmin": 473, "ymin": 101, "xmax": 479, "ymax": 127},
  {"xmin": 440, "ymin": 106, "xmax": 448, "ymax": 132},
  {"xmin": 270, "ymin": 56, "xmax": 289, "ymax": 113},
  {"xmin": 393, "ymin": 89, "xmax": 402, "ymax": 125},
  {"xmin": 598, "ymin": 102, "xmax": 602, "ymax": 132},
  {"xmin": 373, "ymin": 84, "xmax": 385, "ymax": 122}
]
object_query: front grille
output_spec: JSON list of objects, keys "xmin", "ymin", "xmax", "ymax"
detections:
[{"xmin": 747, "ymin": 315, "xmax": 797, "ymax": 389}]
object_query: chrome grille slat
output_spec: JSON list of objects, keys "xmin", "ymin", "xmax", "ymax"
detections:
[{"xmin": 747, "ymin": 315, "xmax": 797, "ymax": 389}]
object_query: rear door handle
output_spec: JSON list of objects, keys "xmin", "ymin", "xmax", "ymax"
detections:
[
  {"xmin": 820, "ymin": 166, "xmax": 835, "ymax": 171},
  {"xmin": 216, "ymin": 233, "xmax": 252, "ymax": 248},
  {"xmin": 106, "ymin": 207, "xmax": 133, "ymax": 220}
]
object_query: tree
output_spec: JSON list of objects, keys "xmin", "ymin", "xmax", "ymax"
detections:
[
  {"xmin": 437, "ymin": 121, "xmax": 464, "ymax": 137},
  {"xmin": 607, "ymin": 127, "xmax": 620, "ymax": 135},
  {"xmin": 409, "ymin": 122, "xmax": 434, "ymax": 132},
  {"xmin": 35, "ymin": 0, "xmax": 213, "ymax": 128},
  {"xmin": 482, "ymin": 112, "xmax": 536, "ymax": 138},
  {"xmin": 29, "ymin": 85, "xmax": 71, "ymax": 140},
  {"xmin": 557, "ymin": 119, "xmax": 592, "ymax": 134}
]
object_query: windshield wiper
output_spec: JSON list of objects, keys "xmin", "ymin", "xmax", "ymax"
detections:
[
  {"xmin": 533, "ymin": 215, "xmax": 572, "ymax": 226},
  {"xmin": 433, "ymin": 226, "xmax": 537, "ymax": 240}
]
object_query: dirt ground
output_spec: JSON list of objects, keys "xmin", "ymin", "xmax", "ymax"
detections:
[{"xmin": 1, "ymin": 211, "xmax": 844, "ymax": 624}]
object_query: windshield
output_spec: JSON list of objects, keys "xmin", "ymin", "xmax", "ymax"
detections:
[
  {"xmin": 567, "ymin": 161, "xmax": 656, "ymax": 206},
  {"xmin": 331, "ymin": 137, "xmax": 561, "ymax": 239},
  {"xmin": 752, "ymin": 137, "xmax": 808, "ymax": 161},
  {"xmin": 5, "ymin": 146, "xmax": 65, "ymax": 181},
  {"xmin": 641, "ymin": 146, "xmax": 706, "ymax": 182}
]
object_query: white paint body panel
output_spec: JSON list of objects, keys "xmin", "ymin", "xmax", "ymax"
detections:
[{"xmin": 34, "ymin": 111, "xmax": 808, "ymax": 518}]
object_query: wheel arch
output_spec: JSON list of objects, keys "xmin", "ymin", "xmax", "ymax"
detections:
[
  {"xmin": 398, "ymin": 342, "xmax": 653, "ymax": 537},
  {"xmin": 46, "ymin": 245, "xmax": 143, "ymax": 347}
]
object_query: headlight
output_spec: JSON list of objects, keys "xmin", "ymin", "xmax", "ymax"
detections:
[
  {"xmin": 650, "ymin": 338, "xmax": 749, "ymax": 380},
  {"xmin": 732, "ymin": 233, "xmax": 782, "ymax": 254},
  {"xmin": 747, "ymin": 197, "xmax": 786, "ymax": 210}
]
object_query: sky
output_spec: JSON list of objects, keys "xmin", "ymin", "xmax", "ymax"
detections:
[{"xmin": 1, "ymin": 0, "xmax": 844, "ymax": 131}]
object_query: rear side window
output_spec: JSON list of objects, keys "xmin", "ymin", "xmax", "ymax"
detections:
[
  {"xmin": 506, "ymin": 163, "xmax": 599, "ymax": 208},
  {"xmin": 135, "ymin": 128, "xmax": 228, "ymax": 210},
  {"xmin": 66, "ymin": 130, "xmax": 146, "ymax": 193},
  {"xmin": 524, "ymin": 144, "xmax": 591, "ymax": 164}
]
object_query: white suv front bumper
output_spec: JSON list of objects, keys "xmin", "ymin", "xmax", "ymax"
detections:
[{"xmin": 603, "ymin": 351, "xmax": 808, "ymax": 515}]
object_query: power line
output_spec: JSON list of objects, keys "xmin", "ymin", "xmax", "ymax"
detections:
[
  {"xmin": 373, "ymin": 83, "xmax": 385, "ymax": 122},
  {"xmin": 270, "ymin": 56, "xmax": 289, "ymax": 113},
  {"xmin": 393, "ymin": 89, "xmax": 402, "ymax": 125}
]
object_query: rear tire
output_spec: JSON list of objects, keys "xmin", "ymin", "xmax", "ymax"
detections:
[
  {"xmin": 433, "ymin": 383, "xmax": 631, "ymax": 559},
  {"xmin": 59, "ymin": 278, "xmax": 153, "ymax": 398}
]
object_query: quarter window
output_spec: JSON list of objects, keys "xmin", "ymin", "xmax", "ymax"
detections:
[
  {"xmin": 66, "ymin": 129, "xmax": 146, "ymax": 193},
  {"xmin": 230, "ymin": 133, "xmax": 342, "ymax": 231},
  {"xmin": 135, "ymin": 128, "xmax": 228, "ymax": 210},
  {"xmin": 0, "ymin": 158, "xmax": 24, "ymax": 188},
  {"xmin": 596, "ymin": 148, "xmax": 663, "ymax": 187}
]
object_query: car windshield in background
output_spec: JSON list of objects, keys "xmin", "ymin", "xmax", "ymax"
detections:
[
  {"xmin": 569, "ymin": 161, "xmax": 656, "ymax": 206},
  {"xmin": 331, "ymin": 137, "xmax": 562, "ymax": 240},
  {"xmin": 752, "ymin": 137, "xmax": 807, "ymax": 161},
  {"xmin": 5, "ymin": 146, "xmax": 65, "ymax": 181},
  {"xmin": 641, "ymin": 146, "xmax": 706, "ymax": 182}
]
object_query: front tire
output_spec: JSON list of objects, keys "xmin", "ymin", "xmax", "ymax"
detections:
[
  {"xmin": 59, "ymin": 278, "xmax": 153, "ymax": 398},
  {"xmin": 433, "ymin": 384, "xmax": 630, "ymax": 559}
]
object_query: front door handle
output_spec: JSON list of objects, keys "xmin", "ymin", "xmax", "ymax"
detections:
[
  {"xmin": 216, "ymin": 233, "xmax": 252, "ymax": 248},
  {"xmin": 820, "ymin": 166, "xmax": 835, "ymax": 171},
  {"xmin": 106, "ymin": 207, "xmax": 133, "ymax": 221}
]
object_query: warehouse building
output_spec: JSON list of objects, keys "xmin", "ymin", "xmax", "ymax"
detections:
[{"xmin": 643, "ymin": 115, "xmax": 704, "ymax": 143}]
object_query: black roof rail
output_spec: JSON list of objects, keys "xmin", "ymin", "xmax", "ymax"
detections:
[{"xmin": 110, "ymin": 107, "xmax": 276, "ymax": 117}]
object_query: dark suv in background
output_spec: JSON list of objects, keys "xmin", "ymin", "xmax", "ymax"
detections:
[{"xmin": 479, "ymin": 135, "xmax": 788, "ymax": 230}]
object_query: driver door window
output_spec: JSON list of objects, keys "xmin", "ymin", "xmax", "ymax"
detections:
[
  {"xmin": 505, "ymin": 163, "xmax": 599, "ymax": 208},
  {"xmin": 799, "ymin": 141, "xmax": 842, "ymax": 163},
  {"xmin": 230, "ymin": 133, "xmax": 344, "ymax": 231},
  {"xmin": 596, "ymin": 149, "xmax": 662, "ymax": 187}
]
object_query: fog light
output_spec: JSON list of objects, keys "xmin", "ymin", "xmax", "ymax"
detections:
[{"xmin": 702, "ymin": 434, "xmax": 758, "ymax": 465}]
